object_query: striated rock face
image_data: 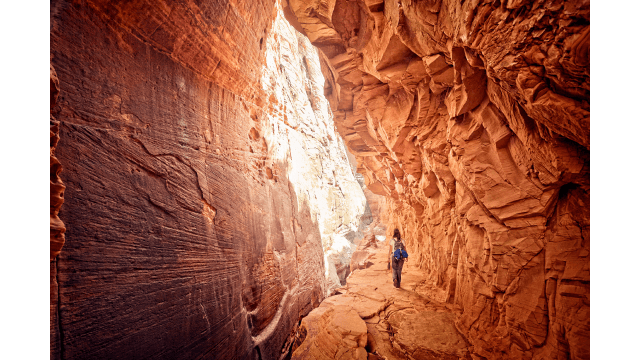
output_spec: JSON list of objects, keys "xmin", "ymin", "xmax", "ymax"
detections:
[
  {"xmin": 50, "ymin": 0, "xmax": 366, "ymax": 359},
  {"xmin": 286, "ymin": 0, "xmax": 590, "ymax": 359}
]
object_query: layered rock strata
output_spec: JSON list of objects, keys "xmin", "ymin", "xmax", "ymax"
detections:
[
  {"xmin": 50, "ymin": 0, "xmax": 366, "ymax": 359},
  {"xmin": 286, "ymin": 0, "xmax": 590, "ymax": 359}
]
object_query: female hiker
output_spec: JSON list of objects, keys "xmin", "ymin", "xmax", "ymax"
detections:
[{"xmin": 388, "ymin": 228, "xmax": 408, "ymax": 288}]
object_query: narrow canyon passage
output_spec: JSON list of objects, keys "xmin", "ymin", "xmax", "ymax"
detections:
[
  {"xmin": 50, "ymin": 0, "xmax": 589, "ymax": 359},
  {"xmin": 290, "ymin": 236, "xmax": 472, "ymax": 359}
]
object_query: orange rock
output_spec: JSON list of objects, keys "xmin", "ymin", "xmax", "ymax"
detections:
[
  {"xmin": 50, "ymin": 63, "xmax": 65, "ymax": 261},
  {"xmin": 287, "ymin": 0, "xmax": 590, "ymax": 358}
]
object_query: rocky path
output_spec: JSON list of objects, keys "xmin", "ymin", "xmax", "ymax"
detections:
[{"xmin": 289, "ymin": 239, "xmax": 474, "ymax": 360}]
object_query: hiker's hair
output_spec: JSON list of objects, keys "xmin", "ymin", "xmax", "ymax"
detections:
[{"xmin": 393, "ymin": 228, "xmax": 401, "ymax": 240}]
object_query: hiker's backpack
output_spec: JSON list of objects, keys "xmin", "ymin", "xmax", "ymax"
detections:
[{"xmin": 393, "ymin": 248, "xmax": 408, "ymax": 261}]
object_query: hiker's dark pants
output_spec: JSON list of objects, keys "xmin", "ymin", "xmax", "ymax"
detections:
[{"xmin": 392, "ymin": 259, "xmax": 404, "ymax": 287}]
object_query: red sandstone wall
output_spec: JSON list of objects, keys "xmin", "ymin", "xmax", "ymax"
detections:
[
  {"xmin": 50, "ymin": 1, "xmax": 345, "ymax": 359},
  {"xmin": 50, "ymin": 0, "xmax": 590, "ymax": 358},
  {"xmin": 286, "ymin": 0, "xmax": 589, "ymax": 358}
]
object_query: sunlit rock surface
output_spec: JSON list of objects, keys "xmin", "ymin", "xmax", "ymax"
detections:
[
  {"xmin": 50, "ymin": 0, "xmax": 366, "ymax": 358},
  {"xmin": 286, "ymin": 0, "xmax": 590, "ymax": 358},
  {"xmin": 259, "ymin": 4, "xmax": 368, "ymax": 296}
]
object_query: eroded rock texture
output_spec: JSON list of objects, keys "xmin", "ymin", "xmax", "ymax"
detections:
[
  {"xmin": 51, "ymin": 0, "xmax": 366, "ymax": 359},
  {"xmin": 50, "ymin": 63, "xmax": 66, "ymax": 358},
  {"xmin": 51, "ymin": 63, "xmax": 66, "ymax": 260},
  {"xmin": 286, "ymin": 0, "xmax": 590, "ymax": 358}
]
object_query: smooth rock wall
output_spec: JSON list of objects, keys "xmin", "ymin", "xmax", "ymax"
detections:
[
  {"xmin": 286, "ymin": 0, "xmax": 589, "ymax": 358},
  {"xmin": 51, "ymin": 0, "xmax": 366, "ymax": 359}
]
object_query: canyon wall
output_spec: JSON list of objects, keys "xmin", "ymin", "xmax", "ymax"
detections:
[
  {"xmin": 50, "ymin": 0, "xmax": 367, "ymax": 359},
  {"xmin": 286, "ymin": 0, "xmax": 590, "ymax": 359}
]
